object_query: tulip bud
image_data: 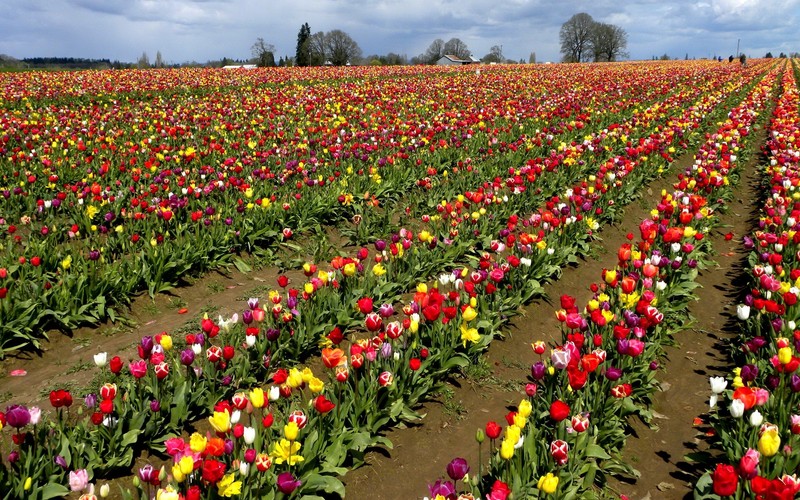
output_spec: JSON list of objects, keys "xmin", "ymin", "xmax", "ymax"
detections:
[{"xmin": 476, "ymin": 429, "xmax": 485, "ymax": 444}]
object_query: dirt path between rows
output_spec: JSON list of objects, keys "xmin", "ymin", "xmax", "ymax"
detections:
[
  {"xmin": 0, "ymin": 129, "xmax": 765, "ymax": 499},
  {"xmin": 343, "ymin": 135, "xmax": 765, "ymax": 498}
]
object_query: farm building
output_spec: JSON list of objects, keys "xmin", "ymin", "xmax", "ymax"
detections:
[{"xmin": 436, "ymin": 55, "xmax": 480, "ymax": 66}]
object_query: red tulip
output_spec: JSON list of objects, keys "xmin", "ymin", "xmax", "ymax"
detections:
[
  {"xmin": 49, "ymin": 389, "xmax": 73, "ymax": 408},
  {"xmin": 549, "ymin": 400, "xmax": 570, "ymax": 421},
  {"xmin": 314, "ymin": 395, "xmax": 335, "ymax": 414},
  {"xmin": 201, "ymin": 459, "xmax": 226, "ymax": 484},
  {"xmin": 109, "ymin": 356, "xmax": 123, "ymax": 374},
  {"xmin": 711, "ymin": 463, "xmax": 738, "ymax": 496},
  {"xmin": 356, "ymin": 297, "xmax": 374, "ymax": 314},
  {"xmin": 485, "ymin": 421, "xmax": 502, "ymax": 440}
]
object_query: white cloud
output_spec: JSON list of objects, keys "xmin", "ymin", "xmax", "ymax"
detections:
[{"xmin": 0, "ymin": 0, "xmax": 796, "ymax": 63}]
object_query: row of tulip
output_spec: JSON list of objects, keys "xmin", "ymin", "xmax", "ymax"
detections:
[
  {"xmin": 422, "ymin": 61, "xmax": 783, "ymax": 499},
  {"xmin": 0, "ymin": 63, "xmax": 711, "ymax": 354},
  {"xmin": 693, "ymin": 62, "xmax": 800, "ymax": 499},
  {"xmin": 0, "ymin": 61, "xmax": 776, "ymax": 499}
]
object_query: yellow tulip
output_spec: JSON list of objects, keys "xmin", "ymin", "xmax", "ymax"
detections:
[
  {"xmin": 308, "ymin": 377, "xmax": 325, "ymax": 393},
  {"xmin": 249, "ymin": 387, "xmax": 265, "ymax": 409},
  {"xmin": 537, "ymin": 472, "xmax": 559, "ymax": 494},
  {"xmin": 500, "ymin": 439, "xmax": 515, "ymax": 460},
  {"xmin": 178, "ymin": 456, "xmax": 194, "ymax": 476},
  {"xmin": 778, "ymin": 346, "xmax": 792, "ymax": 365},
  {"xmin": 171, "ymin": 464, "xmax": 185, "ymax": 483},
  {"xmin": 287, "ymin": 368, "xmax": 304, "ymax": 388},
  {"xmin": 518, "ymin": 399, "xmax": 532, "ymax": 418},
  {"xmin": 189, "ymin": 432, "xmax": 207, "ymax": 453},
  {"xmin": 208, "ymin": 411, "xmax": 231, "ymax": 434},
  {"xmin": 758, "ymin": 427, "xmax": 781, "ymax": 457},
  {"xmin": 284, "ymin": 421, "xmax": 299, "ymax": 441},
  {"xmin": 461, "ymin": 306, "xmax": 477, "ymax": 322},
  {"xmin": 159, "ymin": 334, "xmax": 173, "ymax": 350},
  {"xmin": 217, "ymin": 474, "xmax": 242, "ymax": 497}
]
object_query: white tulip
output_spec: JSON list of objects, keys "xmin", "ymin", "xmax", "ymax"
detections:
[
  {"xmin": 730, "ymin": 399, "xmax": 745, "ymax": 418},
  {"xmin": 749, "ymin": 409, "xmax": 763, "ymax": 427},
  {"xmin": 243, "ymin": 426, "xmax": 256, "ymax": 445},
  {"xmin": 709, "ymin": 376, "xmax": 728, "ymax": 394},
  {"xmin": 245, "ymin": 335, "xmax": 256, "ymax": 348},
  {"xmin": 656, "ymin": 280, "xmax": 667, "ymax": 291},
  {"xmin": 93, "ymin": 352, "xmax": 108, "ymax": 367},
  {"xmin": 269, "ymin": 385, "xmax": 281, "ymax": 401},
  {"xmin": 737, "ymin": 304, "xmax": 751, "ymax": 320},
  {"xmin": 709, "ymin": 393, "xmax": 719, "ymax": 409},
  {"xmin": 231, "ymin": 410, "xmax": 241, "ymax": 424}
]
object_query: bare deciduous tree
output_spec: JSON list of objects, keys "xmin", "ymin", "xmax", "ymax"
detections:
[
  {"xmin": 590, "ymin": 23, "xmax": 628, "ymax": 62},
  {"xmin": 559, "ymin": 12, "xmax": 595, "ymax": 62},
  {"xmin": 482, "ymin": 45, "xmax": 504, "ymax": 63},
  {"xmin": 443, "ymin": 38, "xmax": 470, "ymax": 60},
  {"xmin": 423, "ymin": 39, "xmax": 445, "ymax": 64},
  {"xmin": 251, "ymin": 38, "xmax": 276, "ymax": 67},
  {"xmin": 323, "ymin": 30, "xmax": 362, "ymax": 66},
  {"xmin": 308, "ymin": 32, "xmax": 327, "ymax": 66},
  {"xmin": 137, "ymin": 51, "xmax": 150, "ymax": 69}
]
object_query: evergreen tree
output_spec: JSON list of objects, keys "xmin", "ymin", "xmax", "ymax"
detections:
[{"xmin": 296, "ymin": 23, "xmax": 311, "ymax": 67}]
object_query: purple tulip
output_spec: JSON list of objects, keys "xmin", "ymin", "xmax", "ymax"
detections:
[
  {"xmin": 428, "ymin": 479, "xmax": 456, "ymax": 499},
  {"xmin": 221, "ymin": 375, "xmax": 233, "ymax": 386},
  {"xmin": 150, "ymin": 400, "xmax": 161, "ymax": 412},
  {"xmin": 54, "ymin": 455, "xmax": 68, "ymax": 470},
  {"xmin": 140, "ymin": 336, "xmax": 154, "ymax": 355},
  {"xmin": 649, "ymin": 361, "xmax": 659, "ymax": 370},
  {"xmin": 740, "ymin": 364, "xmax": 758, "ymax": 382},
  {"xmin": 374, "ymin": 240, "xmax": 386, "ymax": 252},
  {"xmin": 8, "ymin": 451, "xmax": 19, "ymax": 464},
  {"xmin": 84, "ymin": 393, "xmax": 97, "ymax": 409},
  {"xmin": 446, "ymin": 457, "xmax": 470, "ymax": 481},
  {"xmin": 224, "ymin": 439, "xmax": 234, "ymax": 454},
  {"xmin": 765, "ymin": 375, "xmax": 780, "ymax": 391},
  {"xmin": 531, "ymin": 361, "xmax": 546, "ymax": 380},
  {"xmin": 276, "ymin": 472, "xmax": 301, "ymax": 494},
  {"xmin": 138, "ymin": 464, "xmax": 157, "ymax": 483},
  {"xmin": 380, "ymin": 342, "xmax": 393, "ymax": 359},
  {"xmin": 378, "ymin": 303, "xmax": 394, "ymax": 318},
  {"xmin": 242, "ymin": 310, "xmax": 253, "ymax": 325},
  {"xmin": 790, "ymin": 374, "xmax": 800, "ymax": 393},
  {"xmin": 605, "ymin": 367, "xmax": 623, "ymax": 381},
  {"xmin": 266, "ymin": 328, "xmax": 281, "ymax": 341},
  {"xmin": 180, "ymin": 348, "xmax": 195, "ymax": 366},
  {"xmin": 5, "ymin": 404, "xmax": 31, "ymax": 429}
]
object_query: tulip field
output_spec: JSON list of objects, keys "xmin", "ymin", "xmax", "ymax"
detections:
[{"xmin": 1, "ymin": 59, "xmax": 799, "ymax": 499}]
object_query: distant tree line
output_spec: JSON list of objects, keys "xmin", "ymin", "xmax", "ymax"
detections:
[
  {"xmin": 21, "ymin": 57, "xmax": 114, "ymax": 69},
  {"xmin": 559, "ymin": 13, "xmax": 628, "ymax": 62}
]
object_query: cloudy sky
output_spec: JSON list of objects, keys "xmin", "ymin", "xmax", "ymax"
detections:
[{"xmin": 1, "ymin": 0, "xmax": 798, "ymax": 64}]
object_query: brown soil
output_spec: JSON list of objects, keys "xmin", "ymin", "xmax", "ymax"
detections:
[
  {"xmin": 343, "ymin": 139, "xmax": 764, "ymax": 498},
  {"xmin": 0, "ymin": 133, "xmax": 764, "ymax": 499}
]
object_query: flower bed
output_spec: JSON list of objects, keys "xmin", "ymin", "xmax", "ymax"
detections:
[
  {"xmin": 0, "ymin": 60, "xmax": 783, "ymax": 499},
  {"xmin": 692, "ymin": 63, "xmax": 800, "ymax": 499}
]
